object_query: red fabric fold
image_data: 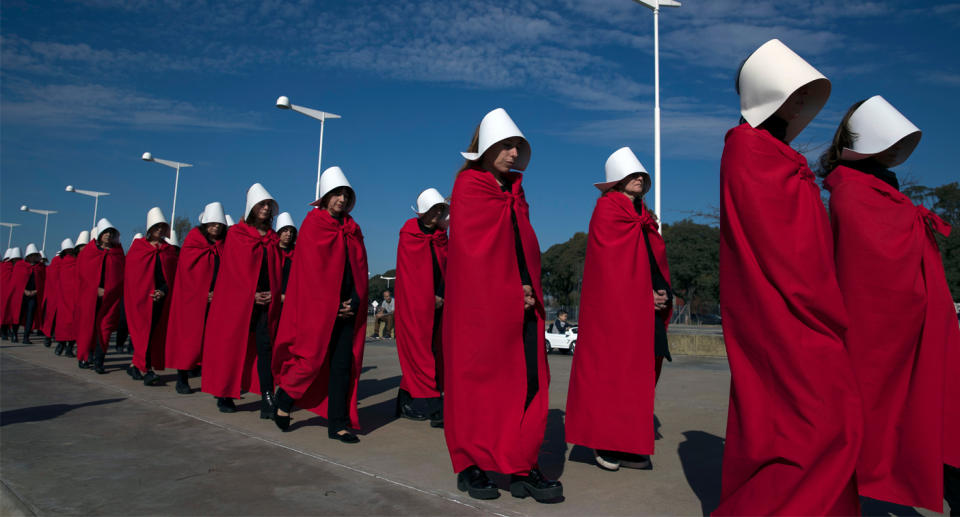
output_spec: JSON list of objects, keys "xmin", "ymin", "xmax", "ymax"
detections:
[
  {"xmin": 55, "ymin": 255, "xmax": 79, "ymax": 342},
  {"xmin": 124, "ymin": 238, "xmax": 179, "ymax": 372},
  {"xmin": 0, "ymin": 261, "xmax": 14, "ymax": 326},
  {"xmin": 566, "ymin": 192, "xmax": 670, "ymax": 455},
  {"xmin": 825, "ymin": 165, "xmax": 960, "ymax": 512},
  {"xmin": 41, "ymin": 256, "xmax": 62, "ymax": 336},
  {"xmin": 165, "ymin": 228, "xmax": 222, "ymax": 371},
  {"xmin": 274, "ymin": 209, "xmax": 369, "ymax": 428},
  {"xmin": 76, "ymin": 244, "xmax": 125, "ymax": 361},
  {"xmin": 201, "ymin": 222, "xmax": 281, "ymax": 398},
  {"xmin": 395, "ymin": 217, "xmax": 447, "ymax": 398},
  {"xmin": 443, "ymin": 168, "xmax": 549, "ymax": 475},
  {"xmin": 4, "ymin": 261, "xmax": 45, "ymax": 327},
  {"xmin": 715, "ymin": 124, "xmax": 862, "ymax": 515}
]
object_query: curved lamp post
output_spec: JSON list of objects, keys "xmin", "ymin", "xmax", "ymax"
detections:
[
  {"xmin": 632, "ymin": 0, "xmax": 681, "ymax": 224},
  {"xmin": 142, "ymin": 152, "xmax": 193, "ymax": 228},
  {"xmin": 19, "ymin": 205, "xmax": 57, "ymax": 254},
  {"xmin": 65, "ymin": 185, "xmax": 110, "ymax": 229},
  {"xmin": 0, "ymin": 222, "xmax": 20, "ymax": 250},
  {"xmin": 275, "ymin": 96, "xmax": 341, "ymax": 201}
]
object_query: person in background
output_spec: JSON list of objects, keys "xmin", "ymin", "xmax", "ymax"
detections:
[
  {"xmin": 76, "ymin": 219, "xmax": 125, "ymax": 374},
  {"xmin": 371, "ymin": 290, "xmax": 395, "ymax": 339},
  {"xmin": 550, "ymin": 311, "xmax": 569, "ymax": 334},
  {"xmin": 0, "ymin": 248, "xmax": 23, "ymax": 341},
  {"xmin": 276, "ymin": 212, "xmax": 297, "ymax": 304}
]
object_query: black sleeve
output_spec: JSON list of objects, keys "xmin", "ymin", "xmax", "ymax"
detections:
[
  {"xmin": 644, "ymin": 229, "xmax": 673, "ymax": 301},
  {"xmin": 430, "ymin": 242, "xmax": 444, "ymax": 297},
  {"xmin": 209, "ymin": 254, "xmax": 220, "ymax": 291},
  {"xmin": 511, "ymin": 208, "xmax": 533, "ymax": 286},
  {"xmin": 99, "ymin": 255, "xmax": 107, "ymax": 288},
  {"xmin": 26, "ymin": 273, "xmax": 36, "ymax": 291},
  {"xmin": 154, "ymin": 256, "xmax": 168, "ymax": 294},
  {"xmin": 281, "ymin": 257, "xmax": 292, "ymax": 294}
]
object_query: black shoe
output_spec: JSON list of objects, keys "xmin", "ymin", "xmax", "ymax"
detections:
[
  {"xmin": 260, "ymin": 391, "xmax": 276, "ymax": 420},
  {"xmin": 273, "ymin": 407, "xmax": 291, "ymax": 430},
  {"xmin": 65, "ymin": 343, "xmax": 76, "ymax": 358},
  {"xmin": 395, "ymin": 398, "xmax": 428, "ymax": 421},
  {"xmin": 54, "ymin": 342, "xmax": 65, "ymax": 356},
  {"xmin": 217, "ymin": 398, "xmax": 237, "ymax": 413},
  {"xmin": 188, "ymin": 366, "xmax": 201, "ymax": 378},
  {"xmin": 175, "ymin": 378, "xmax": 192, "ymax": 395},
  {"xmin": 10, "ymin": 334, "xmax": 18, "ymax": 343},
  {"xmin": 126, "ymin": 365, "xmax": 143, "ymax": 380},
  {"xmin": 595, "ymin": 450, "xmax": 622, "ymax": 471},
  {"xmin": 617, "ymin": 452, "xmax": 652, "ymax": 470},
  {"xmin": 142, "ymin": 371, "xmax": 162, "ymax": 386},
  {"xmin": 94, "ymin": 360, "xmax": 106, "ymax": 374},
  {"xmin": 457, "ymin": 466, "xmax": 499, "ymax": 500},
  {"xmin": 44, "ymin": 337, "xmax": 52, "ymax": 347},
  {"xmin": 78, "ymin": 360, "xmax": 91, "ymax": 369},
  {"xmin": 429, "ymin": 410, "xmax": 444, "ymax": 428},
  {"xmin": 509, "ymin": 467, "xmax": 563, "ymax": 503},
  {"xmin": 329, "ymin": 431, "xmax": 359, "ymax": 444}
]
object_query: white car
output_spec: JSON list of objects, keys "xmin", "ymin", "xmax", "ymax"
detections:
[{"xmin": 545, "ymin": 326, "xmax": 577, "ymax": 354}]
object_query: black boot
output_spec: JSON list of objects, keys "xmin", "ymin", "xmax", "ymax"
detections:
[
  {"xmin": 457, "ymin": 466, "xmax": 499, "ymax": 500},
  {"xmin": 427, "ymin": 397, "xmax": 444, "ymax": 428},
  {"xmin": 54, "ymin": 342, "xmax": 65, "ymax": 356},
  {"xmin": 10, "ymin": 331, "xmax": 19, "ymax": 343},
  {"xmin": 93, "ymin": 348, "xmax": 106, "ymax": 374},
  {"xmin": 175, "ymin": 370, "xmax": 192, "ymax": 394},
  {"xmin": 273, "ymin": 388, "xmax": 294, "ymax": 431},
  {"xmin": 395, "ymin": 388, "xmax": 427, "ymax": 421},
  {"xmin": 217, "ymin": 397, "xmax": 237, "ymax": 413},
  {"xmin": 260, "ymin": 390, "xmax": 277, "ymax": 420},
  {"xmin": 142, "ymin": 371, "xmax": 162, "ymax": 386},
  {"xmin": 945, "ymin": 464, "xmax": 960, "ymax": 516},
  {"xmin": 65, "ymin": 342, "xmax": 76, "ymax": 358},
  {"xmin": 126, "ymin": 364, "xmax": 144, "ymax": 380},
  {"xmin": 44, "ymin": 336, "xmax": 52, "ymax": 347},
  {"xmin": 509, "ymin": 467, "xmax": 563, "ymax": 503}
]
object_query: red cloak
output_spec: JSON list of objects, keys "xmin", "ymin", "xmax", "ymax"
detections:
[
  {"xmin": 5, "ymin": 261, "xmax": 46, "ymax": 327},
  {"xmin": 41, "ymin": 256, "xmax": 62, "ymax": 337},
  {"xmin": 565, "ymin": 192, "xmax": 671, "ymax": 455},
  {"xmin": 395, "ymin": 217, "xmax": 447, "ymax": 398},
  {"xmin": 0, "ymin": 261, "xmax": 13, "ymax": 325},
  {"xmin": 55, "ymin": 255, "xmax": 79, "ymax": 342},
  {"xmin": 124, "ymin": 238, "xmax": 179, "ymax": 372},
  {"xmin": 715, "ymin": 124, "xmax": 862, "ymax": 515},
  {"xmin": 274, "ymin": 209, "xmax": 369, "ymax": 427},
  {"xmin": 443, "ymin": 168, "xmax": 549, "ymax": 475},
  {"xmin": 201, "ymin": 222, "xmax": 281, "ymax": 399},
  {"xmin": 76, "ymin": 244, "xmax": 125, "ymax": 361},
  {"xmin": 165, "ymin": 228, "xmax": 223, "ymax": 371},
  {"xmin": 825, "ymin": 165, "xmax": 960, "ymax": 512}
]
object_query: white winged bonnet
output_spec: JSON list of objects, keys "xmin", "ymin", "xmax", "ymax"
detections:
[
  {"xmin": 95, "ymin": 218, "xmax": 117, "ymax": 239},
  {"xmin": 25, "ymin": 243, "xmax": 40, "ymax": 258},
  {"xmin": 8, "ymin": 247, "xmax": 22, "ymax": 259},
  {"xmin": 313, "ymin": 166, "xmax": 355, "ymax": 212},
  {"xmin": 245, "ymin": 183, "xmax": 279, "ymax": 221},
  {"xmin": 413, "ymin": 188, "xmax": 448, "ymax": 215},
  {"xmin": 75, "ymin": 231, "xmax": 91, "ymax": 247},
  {"xmin": 738, "ymin": 39, "xmax": 830, "ymax": 144},
  {"xmin": 199, "ymin": 201, "xmax": 228, "ymax": 226},
  {"xmin": 225, "ymin": 215, "xmax": 235, "ymax": 227},
  {"xmin": 596, "ymin": 147, "xmax": 650, "ymax": 194},
  {"xmin": 841, "ymin": 95, "xmax": 921, "ymax": 168},
  {"xmin": 60, "ymin": 238, "xmax": 75, "ymax": 253},
  {"xmin": 146, "ymin": 207, "xmax": 169, "ymax": 234},
  {"xmin": 461, "ymin": 108, "xmax": 531, "ymax": 171},
  {"xmin": 276, "ymin": 212, "xmax": 296, "ymax": 232}
]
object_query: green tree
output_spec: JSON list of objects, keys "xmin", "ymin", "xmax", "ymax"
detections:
[
  {"xmin": 661, "ymin": 219, "xmax": 721, "ymax": 320},
  {"xmin": 173, "ymin": 216, "xmax": 191, "ymax": 243},
  {"xmin": 930, "ymin": 182, "xmax": 960, "ymax": 300},
  {"xmin": 368, "ymin": 268, "xmax": 397, "ymax": 303},
  {"xmin": 540, "ymin": 232, "xmax": 587, "ymax": 310}
]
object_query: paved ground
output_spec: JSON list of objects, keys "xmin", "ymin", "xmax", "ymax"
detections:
[{"xmin": 0, "ymin": 336, "xmax": 948, "ymax": 516}]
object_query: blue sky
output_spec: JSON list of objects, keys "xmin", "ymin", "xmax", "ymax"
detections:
[{"xmin": 3, "ymin": 0, "xmax": 959, "ymax": 275}]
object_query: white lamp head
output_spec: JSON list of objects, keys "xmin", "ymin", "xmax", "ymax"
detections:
[
  {"xmin": 738, "ymin": 39, "xmax": 830, "ymax": 144},
  {"xmin": 65, "ymin": 185, "xmax": 75, "ymax": 192},
  {"xmin": 141, "ymin": 152, "xmax": 153, "ymax": 161},
  {"xmin": 460, "ymin": 108, "xmax": 531, "ymax": 171},
  {"xmin": 20, "ymin": 205, "xmax": 28, "ymax": 212},
  {"xmin": 596, "ymin": 147, "xmax": 651, "ymax": 193},
  {"xmin": 840, "ymin": 95, "xmax": 921, "ymax": 168},
  {"xmin": 276, "ymin": 96, "xmax": 292, "ymax": 109}
]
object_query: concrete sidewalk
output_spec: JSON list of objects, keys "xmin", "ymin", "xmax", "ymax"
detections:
[{"xmin": 0, "ymin": 338, "xmax": 946, "ymax": 516}]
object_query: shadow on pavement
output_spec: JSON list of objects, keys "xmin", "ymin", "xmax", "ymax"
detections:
[
  {"xmin": 677, "ymin": 430, "xmax": 724, "ymax": 516},
  {"xmin": 357, "ymin": 375, "xmax": 401, "ymax": 401},
  {"xmin": 860, "ymin": 496, "xmax": 923, "ymax": 516},
  {"xmin": 539, "ymin": 409, "xmax": 568, "ymax": 480},
  {"xmin": 1, "ymin": 398, "xmax": 125, "ymax": 427}
]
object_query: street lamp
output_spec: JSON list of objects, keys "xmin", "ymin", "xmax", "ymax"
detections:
[
  {"xmin": 377, "ymin": 275, "xmax": 396, "ymax": 290},
  {"xmin": 0, "ymin": 222, "xmax": 20, "ymax": 249},
  {"xmin": 65, "ymin": 185, "xmax": 111, "ymax": 229},
  {"xmin": 142, "ymin": 152, "xmax": 193, "ymax": 228},
  {"xmin": 275, "ymin": 95, "xmax": 342, "ymax": 201},
  {"xmin": 19, "ymin": 205, "xmax": 57, "ymax": 254},
  {"xmin": 632, "ymin": 0, "xmax": 681, "ymax": 224}
]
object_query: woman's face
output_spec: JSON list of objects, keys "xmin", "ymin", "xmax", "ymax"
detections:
[
  {"xmin": 482, "ymin": 137, "xmax": 523, "ymax": 174},
  {"xmin": 775, "ymin": 87, "xmax": 808, "ymax": 121},
  {"xmin": 623, "ymin": 174, "xmax": 646, "ymax": 197},
  {"xmin": 147, "ymin": 223, "xmax": 170, "ymax": 242},
  {"xmin": 325, "ymin": 188, "xmax": 350, "ymax": 216},
  {"xmin": 279, "ymin": 227, "xmax": 296, "ymax": 246},
  {"xmin": 205, "ymin": 222, "xmax": 224, "ymax": 239},
  {"xmin": 99, "ymin": 230, "xmax": 116, "ymax": 248},
  {"xmin": 254, "ymin": 201, "xmax": 273, "ymax": 222},
  {"xmin": 419, "ymin": 204, "xmax": 447, "ymax": 230}
]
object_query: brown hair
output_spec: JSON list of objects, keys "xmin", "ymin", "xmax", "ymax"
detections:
[
  {"xmin": 456, "ymin": 123, "xmax": 482, "ymax": 176},
  {"xmin": 610, "ymin": 179, "xmax": 658, "ymax": 224},
  {"xmin": 318, "ymin": 187, "xmax": 355, "ymax": 214},
  {"xmin": 817, "ymin": 99, "xmax": 867, "ymax": 177},
  {"xmin": 245, "ymin": 201, "xmax": 274, "ymax": 230},
  {"xmin": 198, "ymin": 223, "xmax": 225, "ymax": 242}
]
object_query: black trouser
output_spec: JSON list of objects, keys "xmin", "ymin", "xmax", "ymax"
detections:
[
  {"xmin": 116, "ymin": 301, "xmax": 130, "ymax": 349},
  {"xmin": 946, "ymin": 464, "xmax": 960, "ymax": 516},
  {"xmin": 251, "ymin": 307, "xmax": 274, "ymax": 392},
  {"xmin": 327, "ymin": 318, "xmax": 354, "ymax": 435},
  {"xmin": 523, "ymin": 310, "xmax": 539, "ymax": 410},
  {"xmin": 142, "ymin": 300, "xmax": 164, "ymax": 371},
  {"xmin": 20, "ymin": 296, "xmax": 37, "ymax": 338}
]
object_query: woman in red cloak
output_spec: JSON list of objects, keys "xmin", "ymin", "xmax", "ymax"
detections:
[
  {"xmin": 7, "ymin": 244, "xmax": 45, "ymax": 344},
  {"xmin": 41, "ymin": 239, "xmax": 72, "ymax": 350},
  {"xmin": 443, "ymin": 108, "xmax": 561, "ymax": 503},
  {"xmin": 273, "ymin": 166, "xmax": 368, "ymax": 443},
  {"xmin": 124, "ymin": 208, "xmax": 179, "ymax": 385},
  {"xmin": 201, "ymin": 183, "xmax": 282, "ymax": 417},
  {"xmin": 394, "ymin": 187, "xmax": 448, "ymax": 427},
  {"xmin": 51, "ymin": 239, "xmax": 77, "ymax": 356},
  {"xmin": 58, "ymin": 231, "xmax": 89, "ymax": 358},
  {"xmin": 819, "ymin": 96, "xmax": 960, "ymax": 513},
  {"xmin": 165, "ymin": 202, "xmax": 226, "ymax": 394},
  {"xmin": 275, "ymin": 211, "xmax": 296, "ymax": 304},
  {"xmin": 565, "ymin": 147, "xmax": 672, "ymax": 473},
  {"xmin": 0, "ymin": 248, "xmax": 18, "ymax": 341},
  {"xmin": 714, "ymin": 39, "xmax": 863, "ymax": 515},
  {"xmin": 76, "ymin": 220, "xmax": 125, "ymax": 373}
]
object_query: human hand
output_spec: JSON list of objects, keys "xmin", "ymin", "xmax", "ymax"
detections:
[
  {"xmin": 98, "ymin": 287, "xmax": 104, "ymax": 297},
  {"xmin": 435, "ymin": 296, "xmax": 444, "ymax": 309},
  {"xmin": 653, "ymin": 290, "xmax": 668, "ymax": 310},
  {"xmin": 208, "ymin": 291, "xmax": 214, "ymax": 302},
  {"xmin": 254, "ymin": 291, "xmax": 272, "ymax": 305},
  {"xmin": 337, "ymin": 299, "xmax": 355, "ymax": 319},
  {"xmin": 523, "ymin": 285, "xmax": 535, "ymax": 310}
]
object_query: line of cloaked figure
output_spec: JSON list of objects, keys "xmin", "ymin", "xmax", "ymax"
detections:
[{"xmin": 1, "ymin": 38, "xmax": 958, "ymax": 513}]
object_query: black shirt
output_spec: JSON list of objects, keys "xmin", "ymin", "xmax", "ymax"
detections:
[
  {"xmin": 499, "ymin": 180, "xmax": 532, "ymax": 286},
  {"xmin": 417, "ymin": 219, "xmax": 445, "ymax": 298},
  {"xmin": 336, "ymin": 216, "xmax": 361, "ymax": 313}
]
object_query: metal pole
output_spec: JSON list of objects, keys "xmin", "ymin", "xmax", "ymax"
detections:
[
  {"xmin": 316, "ymin": 115, "xmax": 326, "ymax": 201},
  {"xmin": 92, "ymin": 194, "xmax": 100, "ymax": 229},
  {"xmin": 41, "ymin": 213, "xmax": 49, "ymax": 254},
  {"xmin": 653, "ymin": 6, "xmax": 662, "ymax": 225},
  {"xmin": 172, "ymin": 164, "xmax": 180, "ymax": 226},
  {"xmin": 6, "ymin": 227, "xmax": 12, "ymax": 249}
]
